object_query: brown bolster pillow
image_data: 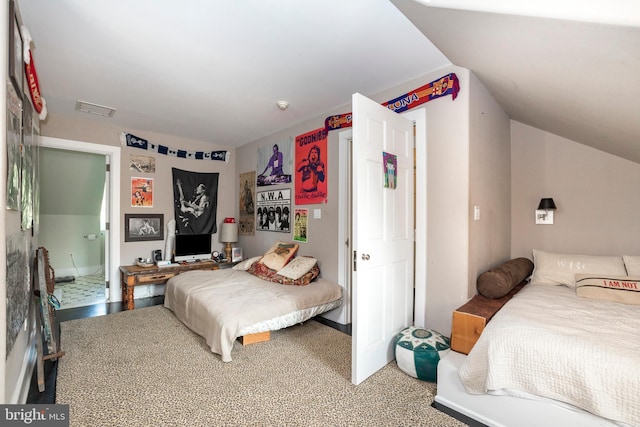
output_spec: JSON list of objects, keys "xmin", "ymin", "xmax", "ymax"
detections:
[{"xmin": 477, "ymin": 257, "xmax": 534, "ymax": 299}]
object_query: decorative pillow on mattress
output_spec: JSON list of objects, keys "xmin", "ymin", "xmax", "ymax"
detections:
[
  {"xmin": 247, "ymin": 260, "xmax": 321, "ymax": 286},
  {"xmin": 530, "ymin": 249, "xmax": 626, "ymax": 288},
  {"xmin": 259, "ymin": 241, "xmax": 299, "ymax": 271},
  {"xmin": 232, "ymin": 256, "xmax": 262, "ymax": 271},
  {"xmin": 476, "ymin": 257, "xmax": 534, "ymax": 299},
  {"xmin": 277, "ymin": 256, "xmax": 318, "ymax": 280},
  {"xmin": 575, "ymin": 274, "xmax": 640, "ymax": 306},
  {"xmin": 623, "ymin": 255, "xmax": 640, "ymax": 275}
]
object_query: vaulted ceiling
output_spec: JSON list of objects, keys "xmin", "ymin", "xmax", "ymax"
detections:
[{"xmin": 17, "ymin": 0, "xmax": 640, "ymax": 163}]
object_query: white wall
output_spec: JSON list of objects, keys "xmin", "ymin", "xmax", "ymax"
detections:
[
  {"xmin": 511, "ymin": 121, "xmax": 640, "ymax": 257},
  {"xmin": 39, "ymin": 214, "xmax": 103, "ymax": 276},
  {"xmin": 467, "ymin": 72, "xmax": 512, "ymax": 296}
]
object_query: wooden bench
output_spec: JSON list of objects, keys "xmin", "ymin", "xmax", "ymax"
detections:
[{"xmin": 450, "ymin": 281, "xmax": 527, "ymax": 354}]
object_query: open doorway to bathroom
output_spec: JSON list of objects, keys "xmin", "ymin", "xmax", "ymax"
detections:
[{"xmin": 39, "ymin": 147, "xmax": 108, "ymax": 309}]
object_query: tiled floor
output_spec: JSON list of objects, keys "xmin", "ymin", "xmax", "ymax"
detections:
[{"xmin": 52, "ymin": 274, "xmax": 106, "ymax": 309}]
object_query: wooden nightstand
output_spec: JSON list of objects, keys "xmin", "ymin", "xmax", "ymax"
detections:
[{"xmin": 119, "ymin": 261, "xmax": 219, "ymax": 310}]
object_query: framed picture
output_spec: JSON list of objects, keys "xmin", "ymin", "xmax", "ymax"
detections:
[
  {"xmin": 231, "ymin": 247, "xmax": 243, "ymax": 262},
  {"xmin": 8, "ymin": 0, "xmax": 23, "ymax": 94},
  {"xmin": 124, "ymin": 213, "xmax": 164, "ymax": 242}
]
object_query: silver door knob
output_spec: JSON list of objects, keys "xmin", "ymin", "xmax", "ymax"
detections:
[{"xmin": 361, "ymin": 254, "xmax": 370, "ymax": 260}]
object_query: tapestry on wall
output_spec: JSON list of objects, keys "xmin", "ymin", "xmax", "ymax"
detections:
[
  {"xmin": 121, "ymin": 132, "xmax": 230, "ymax": 162},
  {"xmin": 6, "ymin": 233, "xmax": 30, "ymax": 358},
  {"xmin": 239, "ymin": 171, "xmax": 255, "ymax": 236},
  {"xmin": 256, "ymin": 189, "xmax": 290, "ymax": 233},
  {"xmin": 295, "ymin": 128, "xmax": 327, "ymax": 205},
  {"xmin": 172, "ymin": 168, "xmax": 219, "ymax": 234},
  {"xmin": 257, "ymin": 137, "xmax": 292, "ymax": 187}
]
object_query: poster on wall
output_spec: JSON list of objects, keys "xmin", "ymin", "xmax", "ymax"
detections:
[
  {"xmin": 383, "ymin": 152, "xmax": 397, "ymax": 189},
  {"xmin": 257, "ymin": 137, "xmax": 292, "ymax": 186},
  {"xmin": 295, "ymin": 128, "xmax": 327, "ymax": 205},
  {"xmin": 131, "ymin": 177, "xmax": 153, "ymax": 207},
  {"xmin": 293, "ymin": 208, "xmax": 308, "ymax": 243},
  {"xmin": 6, "ymin": 81, "xmax": 22, "ymax": 211},
  {"xmin": 256, "ymin": 189, "xmax": 290, "ymax": 232},
  {"xmin": 6, "ymin": 232, "xmax": 29, "ymax": 357},
  {"xmin": 21, "ymin": 96, "xmax": 35, "ymax": 230},
  {"xmin": 129, "ymin": 154, "xmax": 155, "ymax": 173},
  {"xmin": 239, "ymin": 171, "xmax": 255, "ymax": 235}
]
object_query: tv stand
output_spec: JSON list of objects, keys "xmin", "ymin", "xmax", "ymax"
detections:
[{"xmin": 119, "ymin": 261, "xmax": 219, "ymax": 310}]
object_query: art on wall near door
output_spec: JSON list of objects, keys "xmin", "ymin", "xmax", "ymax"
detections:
[
  {"xmin": 293, "ymin": 208, "xmax": 308, "ymax": 243},
  {"xmin": 295, "ymin": 128, "xmax": 327, "ymax": 205},
  {"xmin": 239, "ymin": 171, "xmax": 255, "ymax": 236},
  {"xmin": 131, "ymin": 177, "xmax": 153, "ymax": 207}
]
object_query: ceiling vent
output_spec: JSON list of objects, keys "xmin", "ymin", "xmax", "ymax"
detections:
[{"xmin": 75, "ymin": 100, "xmax": 117, "ymax": 117}]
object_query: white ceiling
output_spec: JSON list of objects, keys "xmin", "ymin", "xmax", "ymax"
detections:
[
  {"xmin": 17, "ymin": 0, "xmax": 640, "ymax": 163},
  {"xmin": 16, "ymin": 0, "xmax": 450, "ymax": 147},
  {"xmin": 392, "ymin": 0, "xmax": 640, "ymax": 163}
]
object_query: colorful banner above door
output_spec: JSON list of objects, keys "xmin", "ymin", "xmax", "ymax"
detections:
[{"xmin": 324, "ymin": 72, "xmax": 460, "ymax": 132}]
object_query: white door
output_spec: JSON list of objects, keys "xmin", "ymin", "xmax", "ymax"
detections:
[{"xmin": 351, "ymin": 93, "xmax": 414, "ymax": 385}]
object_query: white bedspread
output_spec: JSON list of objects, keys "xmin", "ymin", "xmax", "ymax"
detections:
[
  {"xmin": 164, "ymin": 269, "xmax": 342, "ymax": 362},
  {"xmin": 459, "ymin": 284, "xmax": 640, "ymax": 427}
]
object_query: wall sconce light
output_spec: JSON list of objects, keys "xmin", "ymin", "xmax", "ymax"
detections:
[{"xmin": 535, "ymin": 198, "xmax": 557, "ymax": 225}]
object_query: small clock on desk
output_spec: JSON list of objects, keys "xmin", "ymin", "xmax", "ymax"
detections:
[{"xmin": 212, "ymin": 251, "xmax": 223, "ymax": 262}]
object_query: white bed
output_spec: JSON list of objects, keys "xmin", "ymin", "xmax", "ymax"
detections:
[
  {"xmin": 435, "ymin": 283, "xmax": 640, "ymax": 427},
  {"xmin": 164, "ymin": 268, "xmax": 343, "ymax": 362}
]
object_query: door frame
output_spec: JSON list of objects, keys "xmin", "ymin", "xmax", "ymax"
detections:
[
  {"xmin": 40, "ymin": 136, "xmax": 121, "ymax": 301},
  {"xmin": 337, "ymin": 107, "xmax": 427, "ymax": 329}
]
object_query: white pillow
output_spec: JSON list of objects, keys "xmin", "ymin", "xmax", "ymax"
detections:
[
  {"xmin": 623, "ymin": 255, "xmax": 640, "ymax": 275},
  {"xmin": 530, "ymin": 249, "xmax": 626, "ymax": 288},
  {"xmin": 232, "ymin": 256, "xmax": 262, "ymax": 271},
  {"xmin": 276, "ymin": 256, "xmax": 318, "ymax": 280}
]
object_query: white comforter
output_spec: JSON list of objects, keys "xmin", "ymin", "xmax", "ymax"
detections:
[
  {"xmin": 459, "ymin": 284, "xmax": 640, "ymax": 426},
  {"xmin": 164, "ymin": 269, "xmax": 343, "ymax": 362}
]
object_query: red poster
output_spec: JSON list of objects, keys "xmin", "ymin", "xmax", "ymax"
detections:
[
  {"xmin": 131, "ymin": 177, "xmax": 154, "ymax": 207},
  {"xmin": 295, "ymin": 128, "xmax": 328, "ymax": 205}
]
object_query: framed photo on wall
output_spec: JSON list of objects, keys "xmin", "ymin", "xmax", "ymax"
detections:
[
  {"xmin": 8, "ymin": 1, "xmax": 23, "ymax": 94},
  {"xmin": 124, "ymin": 213, "xmax": 164, "ymax": 242}
]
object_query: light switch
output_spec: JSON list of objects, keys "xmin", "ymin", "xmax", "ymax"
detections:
[
  {"xmin": 474, "ymin": 206, "xmax": 480, "ymax": 221},
  {"xmin": 314, "ymin": 209, "xmax": 321, "ymax": 219}
]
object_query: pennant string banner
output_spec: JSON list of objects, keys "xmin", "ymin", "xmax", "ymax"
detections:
[
  {"xmin": 121, "ymin": 132, "xmax": 230, "ymax": 162},
  {"xmin": 324, "ymin": 72, "xmax": 460, "ymax": 132}
]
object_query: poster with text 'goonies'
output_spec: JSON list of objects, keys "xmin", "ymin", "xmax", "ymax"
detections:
[{"xmin": 295, "ymin": 128, "xmax": 327, "ymax": 205}]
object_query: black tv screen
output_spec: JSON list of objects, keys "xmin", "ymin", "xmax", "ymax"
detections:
[{"xmin": 174, "ymin": 233, "xmax": 212, "ymax": 262}]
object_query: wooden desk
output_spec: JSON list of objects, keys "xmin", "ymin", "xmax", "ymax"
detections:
[{"xmin": 119, "ymin": 261, "xmax": 223, "ymax": 310}]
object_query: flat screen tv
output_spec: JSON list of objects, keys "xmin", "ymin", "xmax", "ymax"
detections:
[{"xmin": 173, "ymin": 233, "xmax": 212, "ymax": 262}]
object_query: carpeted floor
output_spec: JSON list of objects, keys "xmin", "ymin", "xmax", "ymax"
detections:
[{"xmin": 56, "ymin": 306, "xmax": 466, "ymax": 426}]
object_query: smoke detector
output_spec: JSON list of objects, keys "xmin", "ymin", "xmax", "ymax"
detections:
[{"xmin": 276, "ymin": 100, "xmax": 289, "ymax": 111}]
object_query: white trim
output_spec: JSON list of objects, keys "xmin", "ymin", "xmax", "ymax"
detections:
[
  {"xmin": 334, "ymin": 130, "xmax": 352, "ymax": 325},
  {"xmin": 40, "ymin": 137, "xmax": 121, "ymax": 301},
  {"xmin": 401, "ymin": 108, "xmax": 427, "ymax": 327},
  {"xmin": 435, "ymin": 351, "xmax": 617, "ymax": 427}
]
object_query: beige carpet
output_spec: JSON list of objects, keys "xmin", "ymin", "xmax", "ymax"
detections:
[{"xmin": 56, "ymin": 306, "xmax": 466, "ymax": 426}]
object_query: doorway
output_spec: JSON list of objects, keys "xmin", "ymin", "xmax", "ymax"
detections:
[
  {"xmin": 337, "ymin": 107, "xmax": 427, "ymax": 327},
  {"xmin": 40, "ymin": 137, "xmax": 121, "ymax": 306}
]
